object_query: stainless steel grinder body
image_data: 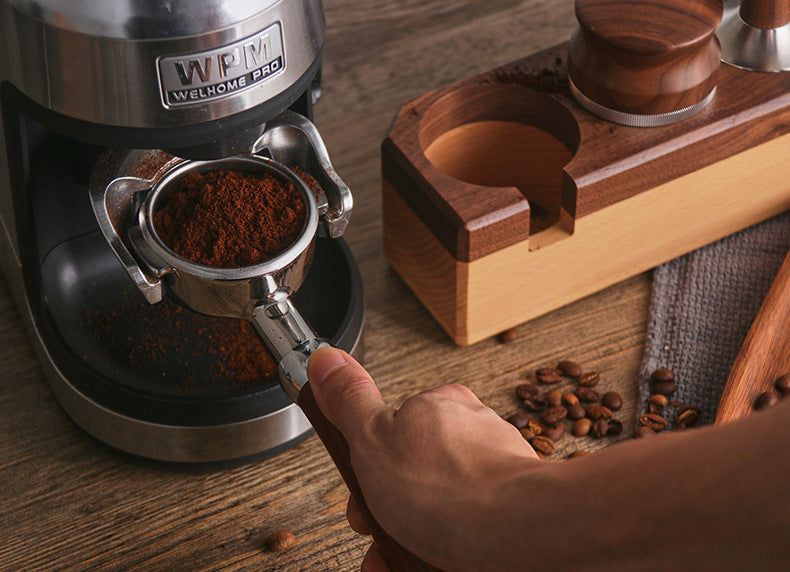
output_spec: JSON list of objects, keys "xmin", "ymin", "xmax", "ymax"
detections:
[{"xmin": 0, "ymin": 0, "xmax": 363, "ymax": 462}]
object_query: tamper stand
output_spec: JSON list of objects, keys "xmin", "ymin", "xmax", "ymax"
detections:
[{"xmin": 382, "ymin": 0, "xmax": 790, "ymax": 345}]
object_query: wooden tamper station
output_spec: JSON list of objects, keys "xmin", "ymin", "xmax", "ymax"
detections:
[{"xmin": 382, "ymin": 0, "xmax": 790, "ymax": 345}]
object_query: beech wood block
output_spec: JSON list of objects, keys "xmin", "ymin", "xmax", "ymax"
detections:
[
  {"xmin": 382, "ymin": 43, "xmax": 790, "ymax": 345},
  {"xmin": 715, "ymin": 250, "xmax": 790, "ymax": 425}
]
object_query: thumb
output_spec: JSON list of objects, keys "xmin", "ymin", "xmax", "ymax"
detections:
[{"xmin": 307, "ymin": 346, "xmax": 389, "ymax": 439}]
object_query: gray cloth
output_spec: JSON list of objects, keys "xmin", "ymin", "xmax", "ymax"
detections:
[{"xmin": 639, "ymin": 211, "xmax": 790, "ymax": 426}]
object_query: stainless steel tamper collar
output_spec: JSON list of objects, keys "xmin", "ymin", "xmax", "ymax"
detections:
[{"xmin": 90, "ymin": 111, "xmax": 353, "ymax": 399}]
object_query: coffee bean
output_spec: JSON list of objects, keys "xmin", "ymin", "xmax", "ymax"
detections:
[
  {"xmin": 572, "ymin": 418, "xmax": 592, "ymax": 437},
  {"xmin": 522, "ymin": 395, "xmax": 548, "ymax": 412},
  {"xmin": 567, "ymin": 450, "xmax": 590, "ymax": 459},
  {"xmin": 577, "ymin": 371, "xmax": 600, "ymax": 387},
  {"xmin": 669, "ymin": 400, "xmax": 682, "ymax": 408},
  {"xmin": 607, "ymin": 419, "xmax": 623, "ymax": 436},
  {"xmin": 634, "ymin": 425, "xmax": 655, "ymax": 439},
  {"xmin": 531, "ymin": 435, "xmax": 555, "ymax": 456},
  {"xmin": 592, "ymin": 418, "xmax": 609, "ymax": 438},
  {"xmin": 575, "ymin": 387, "xmax": 600, "ymax": 403},
  {"xmin": 639, "ymin": 413, "xmax": 668, "ymax": 432},
  {"xmin": 543, "ymin": 422, "xmax": 566, "ymax": 442},
  {"xmin": 562, "ymin": 393, "xmax": 579, "ymax": 406},
  {"xmin": 652, "ymin": 380, "xmax": 677, "ymax": 396},
  {"xmin": 506, "ymin": 412, "xmax": 531, "ymax": 429},
  {"xmin": 498, "ymin": 328, "xmax": 518, "ymax": 344},
  {"xmin": 774, "ymin": 374, "xmax": 790, "ymax": 397},
  {"xmin": 527, "ymin": 419, "xmax": 545, "ymax": 436},
  {"xmin": 754, "ymin": 390, "xmax": 779, "ymax": 411},
  {"xmin": 647, "ymin": 394, "xmax": 668, "ymax": 414},
  {"xmin": 601, "ymin": 391, "xmax": 623, "ymax": 411},
  {"xmin": 651, "ymin": 368, "xmax": 675, "ymax": 382},
  {"xmin": 545, "ymin": 390, "xmax": 563, "ymax": 407},
  {"xmin": 557, "ymin": 360, "xmax": 583, "ymax": 378},
  {"xmin": 265, "ymin": 530, "xmax": 297, "ymax": 552},
  {"xmin": 540, "ymin": 405, "xmax": 568, "ymax": 426},
  {"xmin": 536, "ymin": 367, "xmax": 563, "ymax": 384},
  {"xmin": 675, "ymin": 406, "xmax": 700, "ymax": 429},
  {"xmin": 519, "ymin": 427, "xmax": 536, "ymax": 441},
  {"xmin": 516, "ymin": 383, "xmax": 539, "ymax": 400},
  {"xmin": 586, "ymin": 404, "xmax": 612, "ymax": 421},
  {"xmin": 566, "ymin": 402, "xmax": 586, "ymax": 420}
]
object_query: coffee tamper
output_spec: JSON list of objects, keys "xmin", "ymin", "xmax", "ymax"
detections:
[
  {"xmin": 718, "ymin": 0, "xmax": 790, "ymax": 71},
  {"xmin": 567, "ymin": 0, "xmax": 722, "ymax": 126},
  {"xmin": 92, "ymin": 111, "xmax": 438, "ymax": 571}
]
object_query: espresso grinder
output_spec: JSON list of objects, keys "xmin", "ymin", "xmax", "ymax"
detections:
[{"xmin": 0, "ymin": 1, "xmax": 364, "ymax": 463}]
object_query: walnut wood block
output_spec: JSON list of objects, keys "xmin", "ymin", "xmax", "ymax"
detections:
[
  {"xmin": 739, "ymin": 0, "xmax": 790, "ymax": 29},
  {"xmin": 716, "ymin": 250, "xmax": 790, "ymax": 425},
  {"xmin": 382, "ymin": 42, "xmax": 790, "ymax": 345}
]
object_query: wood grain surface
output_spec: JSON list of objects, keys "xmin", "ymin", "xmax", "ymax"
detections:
[{"xmin": 0, "ymin": 2, "xmax": 653, "ymax": 571}]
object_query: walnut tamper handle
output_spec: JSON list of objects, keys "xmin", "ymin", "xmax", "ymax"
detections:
[
  {"xmin": 567, "ymin": 0, "xmax": 722, "ymax": 126},
  {"xmin": 739, "ymin": 0, "xmax": 790, "ymax": 30}
]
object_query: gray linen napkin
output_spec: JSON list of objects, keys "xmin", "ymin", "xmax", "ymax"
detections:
[{"xmin": 639, "ymin": 211, "xmax": 790, "ymax": 426}]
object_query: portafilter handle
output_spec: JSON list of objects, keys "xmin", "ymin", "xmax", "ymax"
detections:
[{"xmin": 252, "ymin": 298, "xmax": 441, "ymax": 572}]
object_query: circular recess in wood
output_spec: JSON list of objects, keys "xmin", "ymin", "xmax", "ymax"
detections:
[
  {"xmin": 418, "ymin": 83, "xmax": 578, "ymax": 232},
  {"xmin": 568, "ymin": 0, "xmax": 722, "ymax": 125}
]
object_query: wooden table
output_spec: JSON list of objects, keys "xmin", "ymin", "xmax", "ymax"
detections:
[{"xmin": 0, "ymin": 1, "xmax": 651, "ymax": 570}]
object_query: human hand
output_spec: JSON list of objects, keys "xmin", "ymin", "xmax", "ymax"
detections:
[{"xmin": 306, "ymin": 346, "xmax": 541, "ymax": 572}]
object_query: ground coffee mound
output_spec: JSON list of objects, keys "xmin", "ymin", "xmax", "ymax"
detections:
[{"xmin": 154, "ymin": 168, "xmax": 306, "ymax": 268}]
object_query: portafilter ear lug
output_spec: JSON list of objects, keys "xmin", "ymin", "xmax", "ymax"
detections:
[
  {"xmin": 89, "ymin": 171, "xmax": 164, "ymax": 304},
  {"xmin": 251, "ymin": 110, "xmax": 353, "ymax": 238}
]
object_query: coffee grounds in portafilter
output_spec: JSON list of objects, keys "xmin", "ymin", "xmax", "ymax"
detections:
[{"xmin": 153, "ymin": 169, "xmax": 306, "ymax": 268}]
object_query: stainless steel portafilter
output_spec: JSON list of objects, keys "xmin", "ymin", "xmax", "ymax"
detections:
[{"xmin": 90, "ymin": 111, "xmax": 351, "ymax": 398}]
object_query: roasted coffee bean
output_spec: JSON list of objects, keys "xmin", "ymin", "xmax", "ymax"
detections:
[
  {"xmin": 506, "ymin": 411, "xmax": 531, "ymax": 429},
  {"xmin": 536, "ymin": 367, "xmax": 563, "ymax": 384},
  {"xmin": 557, "ymin": 360, "xmax": 582, "ymax": 378},
  {"xmin": 754, "ymin": 390, "xmax": 780, "ymax": 411},
  {"xmin": 516, "ymin": 383, "xmax": 540, "ymax": 400},
  {"xmin": 265, "ymin": 530, "xmax": 297, "ymax": 552},
  {"xmin": 531, "ymin": 435, "xmax": 556, "ymax": 456},
  {"xmin": 647, "ymin": 394, "xmax": 668, "ymax": 414},
  {"xmin": 586, "ymin": 404, "xmax": 612, "ymax": 421},
  {"xmin": 670, "ymin": 400, "xmax": 682, "ymax": 408},
  {"xmin": 567, "ymin": 450, "xmax": 590, "ymax": 459},
  {"xmin": 601, "ymin": 391, "xmax": 623, "ymax": 411},
  {"xmin": 607, "ymin": 419, "xmax": 623, "ymax": 436},
  {"xmin": 674, "ymin": 406, "xmax": 700, "ymax": 429},
  {"xmin": 634, "ymin": 425, "xmax": 655, "ymax": 439},
  {"xmin": 543, "ymin": 422, "xmax": 566, "ymax": 442},
  {"xmin": 652, "ymin": 380, "xmax": 677, "ymax": 396},
  {"xmin": 527, "ymin": 419, "xmax": 545, "ymax": 436},
  {"xmin": 774, "ymin": 374, "xmax": 790, "ymax": 397},
  {"xmin": 639, "ymin": 413, "xmax": 668, "ymax": 432},
  {"xmin": 545, "ymin": 390, "xmax": 563, "ymax": 407},
  {"xmin": 651, "ymin": 368, "xmax": 675, "ymax": 382},
  {"xmin": 572, "ymin": 417, "xmax": 592, "ymax": 437},
  {"xmin": 498, "ymin": 328, "xmax": 518, "ymax": 344},
  {"xmin": 566, "ymin": 403, "xmax": 586, "ymax": 420},
  {"xmin": 562, "ymin": 393, "xmax": 579, "ymax": 406},
  {"xmin": 540, "ymin": 405, "xmax": 568, "ymax": 426},
  {"xmin": 592, "ymin": 418, "xmax": 609, "ymax": 438},
  {"xmin": 577, "ymin": 371, "xmax": 600, "ymax": 387},
  {"xmin": 522, "ymin": 395, "xmax": 548, "ymax": 412},
  {"xmin": 575, "ymin": 387, "xmax": 600, "ymax": 403},
  {"xmin": 519, "ymin": 427, "xmax": 536, "ymax": 441}
]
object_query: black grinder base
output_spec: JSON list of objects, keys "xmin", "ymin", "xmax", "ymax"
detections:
[{"xmin": 30, "ymin": 134, "xmax": 364, "ymax": 464}]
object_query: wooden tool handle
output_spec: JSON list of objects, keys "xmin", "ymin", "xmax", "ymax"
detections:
[
  {"xmin": 740, "ymin": 0, "xmax": 790, "ymax": 30},
  {"xmin": 297, "ymin": 383, "xmax": 442, "ymax": 571},
  {"xmin": 715, "ymin": 249, "xmax": 790, "ymax": 424}
]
